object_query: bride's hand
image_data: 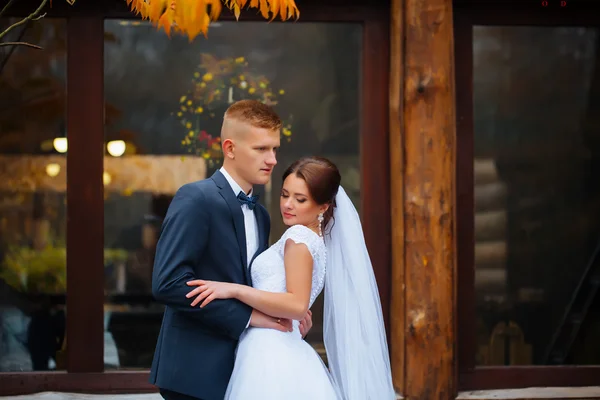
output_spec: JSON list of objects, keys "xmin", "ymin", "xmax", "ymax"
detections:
[{"xmin": 185, "ymin": 280, "xmax": 239, "ymax": 307}]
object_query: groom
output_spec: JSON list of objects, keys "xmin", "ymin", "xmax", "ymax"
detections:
[{"xmin": 149, "ymin": 100, "xmax": 312, "ymax": 400}]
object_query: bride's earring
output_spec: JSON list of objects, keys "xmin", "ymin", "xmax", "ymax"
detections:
[{"xmin": 317, "ymin": 212, "xmax": 324, "ymax": 237}]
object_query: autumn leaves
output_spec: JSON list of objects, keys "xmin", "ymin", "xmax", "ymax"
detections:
[{"xmin": 126, "ymin": 0, "xmax": 300, "ymax": 41}]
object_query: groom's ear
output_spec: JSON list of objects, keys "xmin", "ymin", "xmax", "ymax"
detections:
[{"xmin": 222, "ymin": 138, "xmax": 235, "ymax": 159}]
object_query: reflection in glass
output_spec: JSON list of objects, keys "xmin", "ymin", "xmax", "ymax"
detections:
[
  {"xmin": 103, "ymin": 20, "xmax": 361, "ymax": 369},
  {"xmin": 0, "ymin": 19, "xmax": 67, "ymax": 371},
  {"xmin": 473, "ymin": 26, "xmax": 600, "ymax": 365}
]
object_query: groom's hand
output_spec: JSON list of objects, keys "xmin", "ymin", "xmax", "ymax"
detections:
[
  {"xmin": 299, "ymin": 310, "xmax": 313, "ymax": 339},
  {"xmin": 249, "ymin": 309, "xmax": 293, "ymax": 332}
]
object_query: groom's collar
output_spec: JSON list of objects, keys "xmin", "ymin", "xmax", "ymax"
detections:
[{"xmin": 218, "ymin": 167, "xmax": 253, "ymax": 196}]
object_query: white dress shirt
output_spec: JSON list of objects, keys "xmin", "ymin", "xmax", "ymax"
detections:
[
  {"xmin": 219, "ymin": 167, "xmax": 259, "ymax": 266},
  {"xmin": 219, "ymin": 167, "xmax": 259, "ymax": 329}
]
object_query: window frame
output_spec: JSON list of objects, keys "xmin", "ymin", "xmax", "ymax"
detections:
[
  {"xmin": 0, "ymin": 0, "xmax": 391, "ymax": 394},
  {"xmin": 454, "ymin": 1, "xmax": 600, "ymax": 390}
]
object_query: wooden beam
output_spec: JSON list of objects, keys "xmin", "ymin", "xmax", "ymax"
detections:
[
  {"xmin": 454, "ymin": 12, "xmax": 475, "ymax": 374},
  {"xmin": 458, "ymin": 387, "xmax": 600, "ymax": 400},
  {"xmin": 0, "ymin": 372, "xmax": 155, "ymax": 395},
  {"xmin": 402, "ymin": 0, "xmax": 457, "ymax": 399},
  {"xmin": 389, "ymin": 0, "xmax": 405, "ymax": 394},
  {"xmin": 460, "ymin": 367, "xmax": 600, "ymax": 391},
  {"xmin": 4, "ymin": 0, "xmax": 390, "ymax": 22},
  {"xmin": 362, "ymin": 13, "xmax": 392, "ymax": 336},
  {"xmin": 66, "ymin": 16, "xmax": 105, "ymax": 373}
]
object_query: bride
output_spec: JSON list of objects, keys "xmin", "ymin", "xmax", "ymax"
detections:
[{"xmin": 185, "ymin": 156, "xmax": 395, "ymax": 399}]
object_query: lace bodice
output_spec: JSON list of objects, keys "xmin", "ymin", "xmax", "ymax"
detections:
[{"xmin": 250, "ymin": 225, "xmax": 326, "ymax": 308}]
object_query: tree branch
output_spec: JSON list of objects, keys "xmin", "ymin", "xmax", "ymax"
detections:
[
  {"xmin": 0, "ymin": 0, "xmax": 49, "ymax": 42},
  {"xmin": 0, "ymin": 42, "xmax": 42, "ymax": 49},
  {"xmin": 0, "ymin": 0, "xmax": 17, "ymax": 19},
  {"xmin": 0, "ymin": 20, "xmax": 33, "ymax": 75}
]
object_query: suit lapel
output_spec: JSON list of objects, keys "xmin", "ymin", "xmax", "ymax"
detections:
[{"xmin": 213, "ymin": 171, "xmax": 250, "ymax": 284}]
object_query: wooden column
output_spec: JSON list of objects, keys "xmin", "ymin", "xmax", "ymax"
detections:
[
  {"xmin": 390, "ymin": 0, "xmax": 457, "ymax": 398},
  {"xmin": 389, "ymin": 0, "xmax": 406, "ymax": 394},
  {"xmin": 66, "ymin": 16, "xmax": 105, "ymax": 373},
  {"xmin": 362, "ymin": 12, "xmax": 392, "ymax": 338}
]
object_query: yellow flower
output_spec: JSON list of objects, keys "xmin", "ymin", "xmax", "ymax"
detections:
[
  {"xmin": 202, "ymin": 152, "xmax": 211, "ymax": 159},
  {"xmin": 200, "ymin": 82, "xmax": 206, "ymax": 88},
  {"xmin": 235, "ymin": 57, "xmax": 245, "ymax": 64},
  {"xmin": 180, "ymin": 96, "xmax": 187, "ymax": 103},
  {"xmin": 248, "ymin": 88, "xmax": 256, "ymax": 94},
  {"xmin": 196, "ymin": 107, "xmax": 204, "ymax": 113},
  {"xmin": 283, "ymin": 128, "xmax": 292, "ymax": 137},
  {"xmin": 177, "ymin": 112, "xmax": 183, "ymax": 117},
  {"xmin": 188, "ymin": 130, "xmax": 194, "ymax": 137},
  {"xmin": 194, "ymin": 72, "xmax": 200, "ymax": 78},
  {"xmin": 279, "ymin": 89, "xmax": 285, "ymax": 95},
  {"xmin": 239, "ymin": 75, "xmax": 245, "ymax": 80},
  {"xmin": 187, "ymin": 100, "xmax": 192, "ymax": 106},
  {"xmin": 203, "ymin": 73, "xmax": 213, "ymax": 82},
  {"xmin": 259, "ymin": 82, "xmax": 267, "ymax": 89},
  {"xmin": 181, "ymin": 106, "xmax": 187, "ymax": 111},
  {"xmin": 186, "ymin": 122, "xmax": 192, "ymax": 129}
]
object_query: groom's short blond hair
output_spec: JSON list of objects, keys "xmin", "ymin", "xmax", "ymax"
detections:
[{"xmin": 221, "ymin": 100, "xmax": 282, "ymax": 139}]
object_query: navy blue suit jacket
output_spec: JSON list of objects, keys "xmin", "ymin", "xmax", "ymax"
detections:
[{"xmin": 149, "ymin": 170, "xmax": 270, "ymax": 400}]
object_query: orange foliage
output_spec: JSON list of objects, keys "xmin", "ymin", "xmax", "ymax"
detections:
[{"xmin": 126, "ymin": 0, "xmax": 300, "ymax": 41}]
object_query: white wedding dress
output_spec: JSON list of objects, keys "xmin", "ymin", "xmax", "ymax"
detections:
[{"xmin": 225, "ymin": 224, "xmax": 340, "ymax": 400}]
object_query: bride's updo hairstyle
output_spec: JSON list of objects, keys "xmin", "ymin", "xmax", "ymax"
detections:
[{"xmin": 282, "ymin": 156, "xmax": 341, "ymax": 232}]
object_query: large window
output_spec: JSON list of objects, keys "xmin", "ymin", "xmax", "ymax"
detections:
[
  {"xmin": 101, "ymin": 19, "xmax": 362, "ymax": 368},
  {"xmin": 456, "ymin": 5, "xmax": 600, "ymax": 389},
  {"xmin": 0, "ymin": 18, "xmax": 68, "ymax": 372},
  {"xmin": 473, "ymin": 26, "xmax": 600, "ymax": 367}
]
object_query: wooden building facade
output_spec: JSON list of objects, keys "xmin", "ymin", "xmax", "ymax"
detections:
[{"xmin": 2, "ymin": 0, "xmax": 600, "ymax": 399}]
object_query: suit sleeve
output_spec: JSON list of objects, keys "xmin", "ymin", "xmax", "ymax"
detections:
[{"xmin": 151, "ymin": 184, "xmax": 252, "ymax": 340}]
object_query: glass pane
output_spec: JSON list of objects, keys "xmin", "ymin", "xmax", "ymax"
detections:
[
  {"xmin": 0, "ymin": 18, "xmax": 67, "ymax": 371},
  {"xmin": 473, "ymin": 26, "xmax": 600, "ymax": 366},
  {"xmin": 103, "ymin": 20, "xmax": 361, "ymax": 369}
]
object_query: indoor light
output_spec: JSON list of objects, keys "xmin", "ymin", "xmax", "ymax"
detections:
[
  {"xmin": 107, "ymin": 140, "xmax": 126, "ymax": 157},
  {"xmin": 53, "ymin": 137, "xmax": 68, "ymax": 153},
  {"xmin": 45, "ymin": 163, "xmax": 61, "ymax": 177},
  {"xmin": 103, "ymin": 172, "xmax": 112, "ymax": 185}
]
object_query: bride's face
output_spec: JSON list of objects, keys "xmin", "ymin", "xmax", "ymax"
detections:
[{"xmin": 280, "ymin": 174, "xmax": 327, "ymax": 230}]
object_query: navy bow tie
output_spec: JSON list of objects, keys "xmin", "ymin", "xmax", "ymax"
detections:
[{"xmin": 237, "ymin": 191, "xmax": 259, "ymax": 210}]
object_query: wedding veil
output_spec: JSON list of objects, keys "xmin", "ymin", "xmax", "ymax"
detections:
[{"xmin": 323, "ymin": 186, "xmax": 396, "ymax": 399}]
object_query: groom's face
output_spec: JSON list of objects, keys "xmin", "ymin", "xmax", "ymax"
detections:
[{"xmin": 233, "ymin": 124, "xmax": 280, "ymax": 186}]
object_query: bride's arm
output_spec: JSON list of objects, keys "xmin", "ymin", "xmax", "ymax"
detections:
[{"xmin": 186, "ymin": 240, "xmax": 313, "ymax": 321}]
